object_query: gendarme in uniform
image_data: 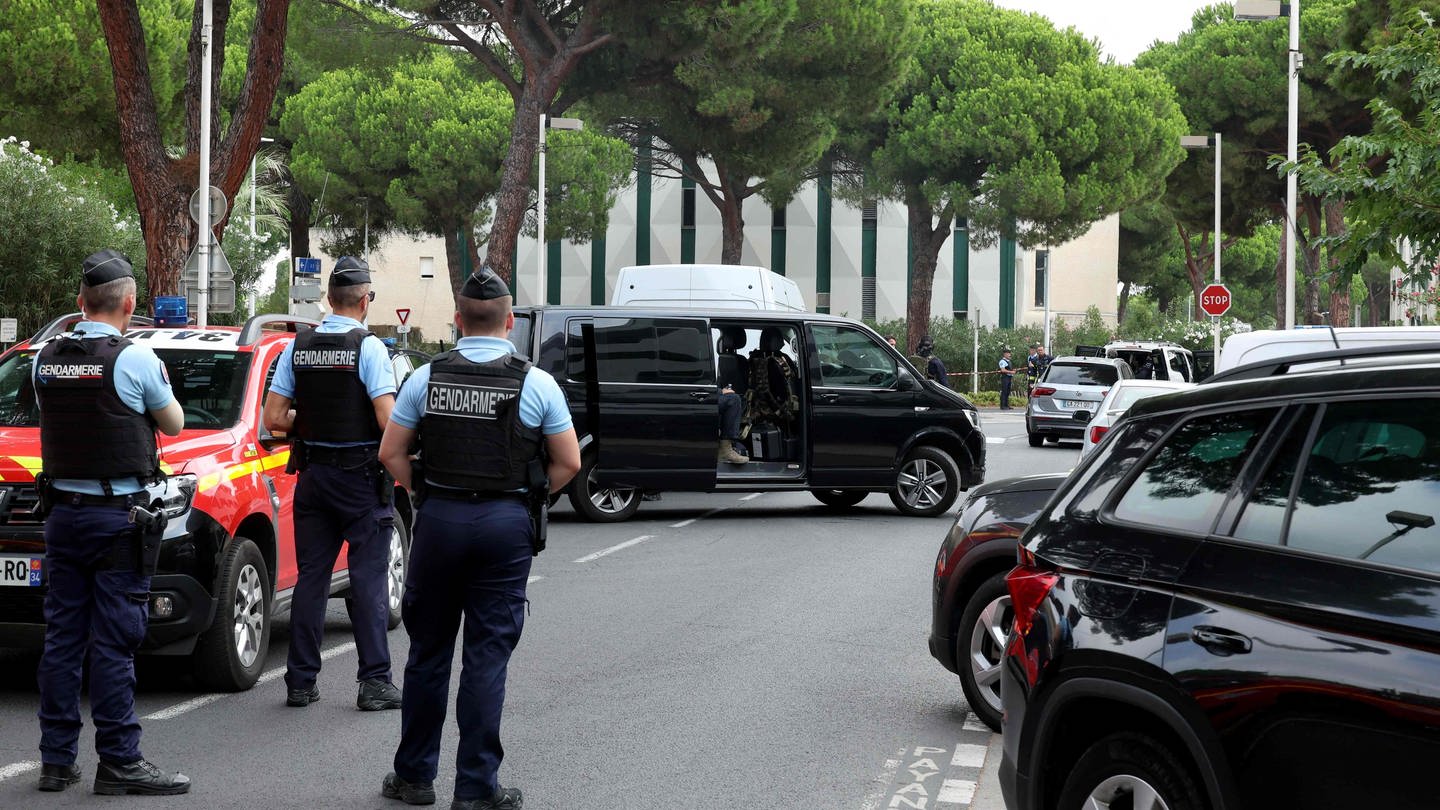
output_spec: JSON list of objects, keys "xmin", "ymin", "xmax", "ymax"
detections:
[
  {"xmin": 380, "ymin": 268, "xmax": 574, "ymax": 810},
  {"xmin": 264, "ymin": 256, "xmax": 401, "ymax": 711},
  {"xmin": 33, "ymin": 249, "xmax": 191, "ymax": 795}
]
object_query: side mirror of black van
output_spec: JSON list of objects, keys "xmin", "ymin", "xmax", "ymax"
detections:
[{"xmin": 897, "ymin": 373, "xmax": 919, "ymax": 392}]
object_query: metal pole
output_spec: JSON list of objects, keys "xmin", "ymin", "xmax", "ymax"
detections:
[
  {"xmin": 1042, "ymin": 249, "xmax": 1051, "ymax": 355},
  {"xmin": 972, "ymin": 307, "xmax": 979, "ymax": 396},
  {"xmin": 1284, "ymin": 0, "xmax": 1300, "ymax": 329},
  {"xmin": 537, "ymin": 113, "xmax": 547, "ymax": 306},
  {"xmin": 196, "ymin": 0, "xmax": 213, "ymax": 329},
  {"xmin": 1214, "ymin": 131, "xmax": 1222, "ymax": 360},
  {"xmin": 249, "ymin": 153, "xmax": 257, "ymax": 238}
]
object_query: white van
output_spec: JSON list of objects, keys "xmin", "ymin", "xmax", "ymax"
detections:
[
  {"xmin": 1217, "ymin": 326, "xmax": 1440, "ymax": 372},
  {"xmin": 611, "ymin": 264, "xmax": 807, "ymax": 312}
]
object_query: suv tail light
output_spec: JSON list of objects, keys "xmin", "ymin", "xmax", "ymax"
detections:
[
  {"xmin": 1090, "ymin": 425, "xmax": 1109, "ymax": 444},
  {"xmin": 1032, "ymin": 386, "xmax": 1056, "ymax": 397},
  {"xmin": 1006, "ymin": 552, "xmax": 1058, "ymax": 637}
]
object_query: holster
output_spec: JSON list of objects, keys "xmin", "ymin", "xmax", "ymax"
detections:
[
  {"xmin": 526, "ymin": 457, "xmax": 549, "ymax": 557},
  {"xmin": 34, "ymin": 474, "xmax": 54, "ymax": 518},
  {"xmin": 286, "ymin": 439, "xmax": 308, "ymax": 475},
  {"xmin": 374, "ymin": 462, "xmax": 395, "ymax": 508},
  {"xmin": 410, "ymin": 458, "xmax": 428, "ymax": 507},
  {"xmin": 127, "ymin": 504, "xmax": 167, "ymax": 576}
]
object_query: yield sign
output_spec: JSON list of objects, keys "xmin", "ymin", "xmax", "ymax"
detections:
[{"xmin": 396, "ymin": 308, "xmax": 411, "ymax": 326}]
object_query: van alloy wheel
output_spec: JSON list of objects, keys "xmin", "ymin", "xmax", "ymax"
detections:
[
  {"xmin": 569, "ymin": 454, "xmax": 643, "ymax": 522},
  {"xmin": 232, "ymin": 563, "xmax": 265, "ymax": 669},
  {"xmin": 889, "ymin": 446, "xmax": 961, "ymax": 517},
  {"xmin": 1081, "ymin": 775, "xmax": 1172, "ymax": 810},
  {"xmin": 590, "ymin": 485, "xmax": 637, "ymax": 515}
]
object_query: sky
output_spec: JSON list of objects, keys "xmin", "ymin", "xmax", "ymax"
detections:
[{"xmin": 993, "ymin": 1, "xmax": 1217, "ymax": 64}]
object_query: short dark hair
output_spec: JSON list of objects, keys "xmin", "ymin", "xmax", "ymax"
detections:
[
  {"xmin": 457, "ymin": 293, "xmax": 512, "ymax": 335},
  {"xmin": 80, "ymin": 276, "xmax": 136, "ymax": 315},
  {"xmin": 328, "ymin": 282, "xmax": 369, "ymax": 309}
]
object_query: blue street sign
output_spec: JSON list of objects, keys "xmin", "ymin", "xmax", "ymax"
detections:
[{"xmin": 295, "ymin": 257, "xmax": 321, "ymax": 275}]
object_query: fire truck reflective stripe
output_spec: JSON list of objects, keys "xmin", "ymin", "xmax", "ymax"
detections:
[{"xmin": 196, "ymin": 451, "xmax": 291, "ymax": 493}]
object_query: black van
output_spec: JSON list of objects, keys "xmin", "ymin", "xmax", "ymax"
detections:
[{"xmin": 509, "ymin": 307, "xmax": 986, "ymax": 522}]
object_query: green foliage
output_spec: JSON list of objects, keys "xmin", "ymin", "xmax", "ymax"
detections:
[
  {"xmin": 1293, "ymin": 10, "xmax": 1440, "ymax": 275},
  {"xmin": 256, "ymin": 259, "xmax": 291, "ymax": 315},
  {"xmin": 849, "ymin": 0, "xmax": 1186, "ymax": 249},
  {"xmin": 0, "ymin": 138, "xmax": 146, "ymax": 336},
  {"xmin": 0, "ymin": 0, "xmax": 189, "ymax": 163},
  {"xmin": 532, "ymin": 125, "xmax": 635, "ymax": 243}
]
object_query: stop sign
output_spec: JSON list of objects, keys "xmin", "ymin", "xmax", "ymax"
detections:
[{"xmin": 1199, "ymin": 283, "xmax": 1232, "ymax": 317}]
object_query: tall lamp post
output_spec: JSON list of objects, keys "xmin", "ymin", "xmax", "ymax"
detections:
[
  {"xmin": 537, "ymin": 115, "xmax": 583, "ymax": 306},
  {"xmin": 1182, "ymin": 133, "xmax": 1223, "ymax": 359},
  {"xmin": 1236, "ymin": 0, "xmax": 1299, "ymax": 329}
]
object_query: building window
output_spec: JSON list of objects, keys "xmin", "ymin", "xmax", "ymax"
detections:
[
  {"xmin": 772, "ymin": 205, "xmax": 786, "ymax": 228},
  {"xmin": 419, "ymin": 256, "xmax": 435, "ymax": 279},
  {"xmin": 1034, "ymin": 250, "xmax": 1049, "ymax": 308}
]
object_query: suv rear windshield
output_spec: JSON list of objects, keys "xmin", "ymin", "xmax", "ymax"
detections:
[
  {"xmin": 1044, "ymin": 363, "xmax": 1118, "ymax": 387},
  {"xmin": 0, "ymin": 347, "xmax": 252, "ymax": 430}
]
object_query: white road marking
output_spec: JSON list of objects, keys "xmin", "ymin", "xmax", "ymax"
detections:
[
  {"xmin": 149, "ymin": 641, "xmax": 361, "ymax": 721},
  {"xmin": 669, "ymin": 519, "xmax": 696, "ymax": 528},
  {"xmin": 962, "ymin": 715, "xmax": 992, "ymax": 733},
  {"xmin": 858, "ymin": 748, "xmax": 905, "ymax": 810},
  {"xmin": 0, "ymin": 761, "xmax": 39, "ymax": 783},
  {"xmin": 573, "ymin": 536, "xmax": 653, "ymax": 563},
  {"xmin": 937, "ymin": 778, "xmax": 978, "ymax": 804},
  {"xmin": 985, "ymin": 437, "xmax": 1007, "ymax": 445},
  {"xmin": 739, "ymin": 493, "xmax": 763, "ymax": 501},
  {"xmin": 527, "ymin": 575, "xmax": 544, "ymax": 584},
  {"xmin": 951, "ymin": 743, "xmax": 988, "ymax": 768}
]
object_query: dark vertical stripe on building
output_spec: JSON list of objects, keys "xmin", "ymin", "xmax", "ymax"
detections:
[
  {"xmin": 816, "ymin": 168, "xmax": 832, "ymax": 313},
  {"xmin": 636, "ymin": 139, "xmax": 652, "ymax": 266},
  {"xmin": 590, "ymin": 236, "xmax": 606, "ymax": 305},
  {"xmin": 861, "ymin": 200, "xmax": 878, "ymax": 321},
  {"xmin": 953, "ymin": 222, "xmax": 969, "ymax": 315},
  {"xmin": 680, "ymin": 176, "xmax": 696, "ymax": 264},
  {"xmin": 546, "ymin": 240, "xmax": 561, "ymax": 305},
  {"xmin": 771, "ymin": 204, "xmax": 787, "ymax": 276},
  {"xmin": 999, "ymin": 232, "xmax": 1016, "ymax": 328}
]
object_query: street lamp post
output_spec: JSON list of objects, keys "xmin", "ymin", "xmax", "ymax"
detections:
[
  {"xmin": 1236, "ymin": 0, "xmax": 1300, "ymax": 329},
  {"xmin": 1182, "ymin": 133, "xmax": 1223, "ymax": 359},
  {"xmin": 537, "ymin": 115, "xmax": 583, "ymax": 306}
]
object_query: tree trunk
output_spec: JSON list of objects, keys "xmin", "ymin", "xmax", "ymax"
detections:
[
  {"xmin": 442, "ymin": 213, "xmax": 480, "ymax": 299},
  {"xmin": 1367, "ymin": 278, "xmax": 1389, "ymax": 326},
  {"xmin": 1274, "ymin": 225, "xmax": 1288, "ymax": 327},
  {"xmin": 904, "ymin": 196, "xmax": 955, "ymax": 353},
  {"xmin": 485, "ymin": 87, "xmax": 548, "ymax": 290},
  {"xmin": 288, "ymin": 181, "xmax": 312, "ymax": 259},
  {"xmin": 1118, "ymin": 280, "xmax": 1131, "ymax": 325},
  {"xmin": 1301, "ymin": 197, "xmax": 1324, "ymax": 324},
  {"xmin": 719, "ymin": 181, "xmax": 745, "ymax": 264},
  {"xmin": 1175, "ymin": 224, "xmax": 1209, "ymax": 322},
  {"xmin": 99, "ymin": 0, "xmax": 291, "ymax": 298},
  {"xmin": 1325, "ymin": 197, "xmax": 1349, "ymax": 327}
]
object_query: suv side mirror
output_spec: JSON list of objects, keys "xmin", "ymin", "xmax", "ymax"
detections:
[
  {"xmin": 898, "ymin": 373, "xmax": 919, "ymax": 392},
  {"xmin": 1073, "ymin": 409, "xmax": 1094, "ymax": 423}
]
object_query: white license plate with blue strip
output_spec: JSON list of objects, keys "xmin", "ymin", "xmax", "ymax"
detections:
[{"xmin": 0, "ymin": 555, "xmax": 42, "ymax": 587}]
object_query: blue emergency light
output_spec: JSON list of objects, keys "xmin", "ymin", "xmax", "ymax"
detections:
[{"xmin": 153, "ymin": 296, "xmax": 189, "ymax": 327}]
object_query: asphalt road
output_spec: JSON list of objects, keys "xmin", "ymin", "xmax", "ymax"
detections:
[{"xmin": 0, "ymin": 409, "xmax": 1076, "ymax": 809}]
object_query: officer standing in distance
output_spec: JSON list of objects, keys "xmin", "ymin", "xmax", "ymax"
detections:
[
  {"xmin": 998, "ymin": 349, "xmax": 1015, "ymax": 409},
  {"xmin": 262, "ymin": 256, "xmax": 402, "ymax": 711},
  {"xmin": 33, "ymin": 249, "xmax": 190, "ymax": 795},
  {"xmin": 378, "ymin": 267, "xmax": 580, "ymax": 810}
]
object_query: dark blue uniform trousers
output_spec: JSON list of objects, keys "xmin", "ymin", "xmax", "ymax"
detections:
[
  {"xmin": 394, "ymin": 497, "xmax": 531, "ymax": 801},
  {"xmin": 286, "ymin": 461, "xmax": 394, "ymax": 690},
  {"xmin": 38, "ymin": 504, "xmax": 149, "ymax": 766}
]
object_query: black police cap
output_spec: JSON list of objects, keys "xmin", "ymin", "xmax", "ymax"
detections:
[
  {"xmin": 82, "ymin": 249, "xmax": 134, "ymax": 286},
  {"xmin": 460, "ymin": 266, "xmax": 511, "ymax": 301},
  {"xmin": 330, "ymin": 256, "xmax": 371, "ymax": 287}
]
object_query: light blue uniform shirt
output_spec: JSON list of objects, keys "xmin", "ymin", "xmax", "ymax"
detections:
[
  {"xmin": 35, "ymin": 321, "xmax": 176, "ymax": 495},
  {"xmin": 391, "ymin": 336, "xmax": 572, "ymax": 436},
  {"xmin": 269, "ymin": 314, "xmax": 396, "ymax": 447}
]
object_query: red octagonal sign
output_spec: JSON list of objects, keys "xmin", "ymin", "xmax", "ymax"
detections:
[{"xmin": 1199, "ymin": 283, "xmax": 1232, "ymax": 317}]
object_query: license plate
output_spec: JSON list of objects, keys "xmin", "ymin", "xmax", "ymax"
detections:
[
  {"xmin": 0, "ymin": 555, "xmax": 42, "ymax": 587},
  {"xmin": 1058, "ymin": 399, "xmax": 1082, "ymax": 409}
]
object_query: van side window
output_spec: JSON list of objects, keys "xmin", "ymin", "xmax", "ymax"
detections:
[
  {"xmin": 1169, "ymin": 351, "xmax": 1190, "ymax": 382},
  {"xmin": 812, "ymin": 326, "xmax": 897, "ymax": 388},
  {"xmin": 595, "ymin": 318, "xmax": 711, "ymax": 385},
  {"xmin": 566, "ymin": 319, "xmax": 589, "ymax": 381}
]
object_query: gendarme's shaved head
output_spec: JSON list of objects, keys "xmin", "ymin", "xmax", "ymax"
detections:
[{"xmin": 457, "ymin": 294, "xmax": 512, "ymax": 336}]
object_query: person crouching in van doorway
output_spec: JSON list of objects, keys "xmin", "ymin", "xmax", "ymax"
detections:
[
  {"xmin": 378, "ymin": 267, "xmax": 580, "ymax": 810},
  {"xmin": 263, "ymin": 257, "xmax": 402, "ymax": 711},
  {"xmin": 34, "ymin": 249, "xmax": 191, "ymax": 795}
]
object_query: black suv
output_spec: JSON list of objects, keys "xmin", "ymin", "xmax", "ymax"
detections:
[
  {"xmin": 510, "ymin": 306, "xmax": 985, "ymax": 521},
  {"xmin": 1001, "ymin": 347, "xmax": 1440, "ymax": 810}
]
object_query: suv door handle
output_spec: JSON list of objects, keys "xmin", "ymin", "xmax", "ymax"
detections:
[
  {"xmin": 818, "ymin": 392, "xmax": 840, "ymax": 403},
  {"xmin": 1191, "ymin": 625, "xmax": 1252, "ymax": 655},
  {"xmin": 689, "ymin": 391, "xmax": 712, "ymax": 401}
]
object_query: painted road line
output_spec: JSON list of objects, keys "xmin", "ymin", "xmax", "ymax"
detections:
[
  {"xmin": 527, "ymin": 575, "xmax": 544, "ymax": 584},
  {"xmin": 951, "ymin": 743, "xmax": 989, "ymax": 768},
  {"xmin": 739, "ymin": 493, "xmax": 763, "ymax": 501},
  {"xmin": 985, "ymin": 437, "xmax": 1007, "ymax": 444},
  {"xmin": 669, "ymin": 518, "xmax": 697, "ymax": 528},
  {"xmin": 858, "ymin": 747, "xmax": 905, "ymax": 810},
  {"xmin": 937, "ymin": 779, "xmax": 978, "ymax": 805},
  {"xmin": 147, "ymin": 641, "xmax": 361, "ymax": 720},
  {"xmin": 0, "ymin": 761, "xmax": 39, "ymax": 783},
  {"xmin": 574, "ymin": 535, "xmax": 654, "ymax": 564}
]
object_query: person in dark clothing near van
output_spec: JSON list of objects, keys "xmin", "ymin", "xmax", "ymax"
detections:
[
  {"xmin": 916, "ymin": 335, "xmax": 949, "ymax": 389},
  {"xmin": 998, "ymin": 350, "xmax": 1015, "ymax": 408}
]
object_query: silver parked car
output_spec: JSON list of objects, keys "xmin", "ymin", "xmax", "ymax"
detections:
[{"xmin": 1025, "ymin": 356, "xmax": 1132, "ymax": 447}]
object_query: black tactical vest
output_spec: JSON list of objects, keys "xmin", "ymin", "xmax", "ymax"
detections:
[
  {"xmin": 420, "ymin": 351, "xmax": 543, "ymax": 493},
  {"xmin": 291, "ymin": 327, "xmax": 382, "ymax": 443},
  {"xmin": 37, "ymin": 334, "xmax": 158, "ymax": 481}
]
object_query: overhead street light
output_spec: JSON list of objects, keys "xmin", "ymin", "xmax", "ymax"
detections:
[
  {"xmin": 537, "ymin": 115, "xmax": 583, "ymax": 306},
  {"xmin": 1236, "ymin": 0, "xmax": 1299, "ymax": 329},
  {"xmin": 1183, "ymin": 133, "xmax": 1223, "ymax": 360}
]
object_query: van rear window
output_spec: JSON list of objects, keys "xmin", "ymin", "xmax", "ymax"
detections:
[{"xmin": 1044, "ymin": 363, "xmax": 1117, "ymax": 386}]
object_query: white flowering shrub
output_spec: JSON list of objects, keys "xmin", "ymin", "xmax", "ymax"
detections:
[{"xmin": 0, "ymin": 137, "xmax": 146, "ymax": 336}]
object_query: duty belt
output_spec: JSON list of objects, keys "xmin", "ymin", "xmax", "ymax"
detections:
[
  {"xmin": 305, "ymin": 445, "xmax": 379, "ymax": 467},
  {"xmin": 55, "ymin": 491, "xmax": 149, "ymax": 509},
  {"xmin": 425, "ymin": 487, "xmax": 525, "ymax": 504}
]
